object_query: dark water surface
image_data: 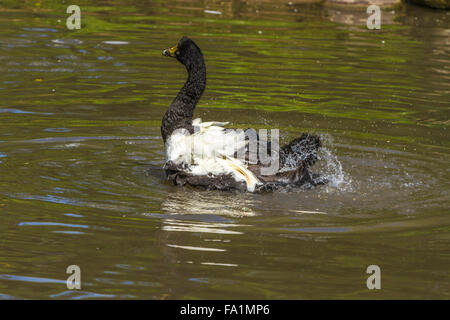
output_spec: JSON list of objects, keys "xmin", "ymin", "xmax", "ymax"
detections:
[{"xmin": 0, "ymin": 1, "xmax": 449, "ymax": 299}]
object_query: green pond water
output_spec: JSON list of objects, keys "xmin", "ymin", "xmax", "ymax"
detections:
[{"xmin": 0, "ymin": 0, "xmax": 449, "ymax": 299}]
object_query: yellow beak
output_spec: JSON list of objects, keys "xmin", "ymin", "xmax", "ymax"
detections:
[{"xmin": 162, "ymin": 45, "xmax": 178, "ymax": 57}]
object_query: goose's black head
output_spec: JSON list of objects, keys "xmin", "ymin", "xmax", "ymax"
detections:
[{"xmin": 162, "ymin": 36, "xmax": 204, "ymax": 71}]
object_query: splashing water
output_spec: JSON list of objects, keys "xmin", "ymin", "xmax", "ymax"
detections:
[
  {"xmin": 317, "ymin": 134, "xmax": 353, "ymax": 192},
  {"xmin": 277, "ymin": 132, "xmax": 352, "ymax": 192}
]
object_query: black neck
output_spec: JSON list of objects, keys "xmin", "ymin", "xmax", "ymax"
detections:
[{"xmin": 161, "ymin": 60, "xmax": 206, "ymax": 142}]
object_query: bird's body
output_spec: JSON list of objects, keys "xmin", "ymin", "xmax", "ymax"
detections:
[
  {"xmin": 165, "ymin": 118, "xmax": 261, "ymax": 191},
  {"xmin": 161, "ymin": 37, "xmax": 325, "ymax": 192}
]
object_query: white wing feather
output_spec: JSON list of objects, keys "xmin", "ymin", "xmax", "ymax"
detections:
[{"xmin": 165, "ymin": 118, "xmax": 260, "ymax": 191}]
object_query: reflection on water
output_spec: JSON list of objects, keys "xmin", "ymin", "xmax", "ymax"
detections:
[
  {"xmin": 163, "ymin": 221, "xmax": 244, "ymax": 235},
  {"xmin": 160, "ymin": 191, "xmax": 257, "ymax": 217},
  {"xmin": 0, "ymin": 0, "xmax": 448, "ymax": 299}
]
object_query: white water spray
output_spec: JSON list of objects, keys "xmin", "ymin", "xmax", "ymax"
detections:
[{"xmin": 317, "ymin": 134, "xmax": 353, "ymax": 192}]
